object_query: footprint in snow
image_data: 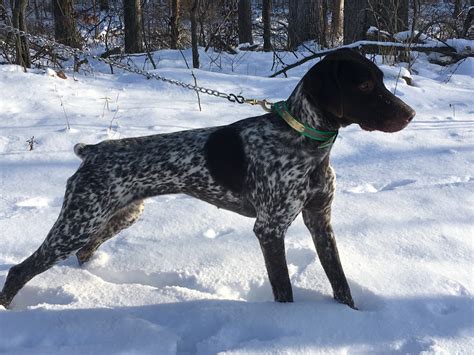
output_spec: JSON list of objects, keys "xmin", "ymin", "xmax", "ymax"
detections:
[
  {"xmin": 348, "ymin": 282, "xmax": 385, "ymax": 312},
  {"xmin": 11, "ymin": 286, "xmax": 76, "ymax": 309},
  {"xmin": 86, "ymin": 268, "xmax": 213, "ymax": 295},
  {"xmin": 346, "ymin": 179, "xmax": 416, "ymax": 194},
  {"xmin": 286, "ymin": 247, "xmax": 316, "ymax": 274},
  {"xmin": 380, "ymin": 179, "xmax": 417, "ymax": 191},
  {"xmin": 346, "ymin": 183, "xmax": 379, "ymax": 194},
  {"xmin": 203, "ymin": 228, "xmax": 235, "ymax": 239}
]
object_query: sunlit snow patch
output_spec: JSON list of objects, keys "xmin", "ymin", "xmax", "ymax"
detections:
[
  {"xmin": 203, "ymin": 229, "xmax": 218, "ymax": 239},
  {"xmin": 16, "ymin": 197, "xmax": 50, "ymax": 208}
]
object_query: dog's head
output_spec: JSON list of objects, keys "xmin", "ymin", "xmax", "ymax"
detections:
[{"xmin": 302, "ymin": 48, "xmax": 415, "ymax": 132}]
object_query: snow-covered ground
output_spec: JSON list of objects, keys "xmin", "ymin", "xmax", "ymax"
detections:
[{"xmin": 0, "ymin": 49, "xmax": 473, "ymax": 354}]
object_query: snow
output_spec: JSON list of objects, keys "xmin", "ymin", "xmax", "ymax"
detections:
[
  {"xmin": 446, "ymin": 38, "xmax": 474, "ymax": 54},
  {"xmin": 0, "ymin": 49, "xmax": 473, "ymax": 354},
  {"xmin": 394, "ymin": 30, "xmax": 431, "ymax": 42}
]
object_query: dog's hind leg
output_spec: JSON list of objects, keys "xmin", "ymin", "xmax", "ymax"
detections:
[
  {"xmin": 0, "ymin": 174, "xmax": 118, "ymax": 308},
  {"xmin": 76, "ymin": 200, "xmax": 145, "ymax": 265},
  {"xmin": 0, "ymin": 218, "xmax": 101, "ymax": 308}
]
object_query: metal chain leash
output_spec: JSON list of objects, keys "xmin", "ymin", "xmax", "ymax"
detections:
[{"xmin": 0, "ymin": 23, "xmax": 273, "ymax": 110}]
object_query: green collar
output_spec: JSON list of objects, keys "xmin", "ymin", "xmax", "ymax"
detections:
[{"xmin": 273, "ymin": 101, "xmax": 338, "ymax": 149}]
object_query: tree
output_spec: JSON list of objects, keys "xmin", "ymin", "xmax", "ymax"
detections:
[
  {"xmin": 0, "ymin": 0, "xmax": 7, "ymax": 22},
  {"xmin": 331, "ymin": 0, "xmax": 343, "ymax": 44},
  {"xmin": 453, "ymin": 0, "xmax": 461, "ymax": 19},
  {"xmin": 53, "ymin": 0, "xmax": 81, "ymax": 48},
  {"xmin": 238, "ymin": 0, "xmax": 253, "ymax": 45},
  {"xmin": 344, "ymin": 0, "xmax": 371, "ymax": 44},
  {"xmin": 191, "ymin": 0, "xmax": 199, "ymax": 68},
  {"xmin": 262, "ymin": 0, "xmax": 272, "ymax": 51},
  {"xmin": 100, "ymin": 0, "xmax": 109, "ymax": 12},
  {"xmin": 462, "ymin": 7, "xmax": 473, "ymax": 38},
  {"xmin": 12, "ymin": 0, "xmax": 31, "ymax": 67},
  {"xmin": 124, "ymin": 0, "xmax": 144, "ymax": 53},
  {"xmin": 288, "ymin": 0, "xmax": 325, "ymax": 49},
  {"xmin": 170, "ymin": 0, "xmax": 180, "ymax": 49},
  {"xmin": 343, "ymin": 0, "xmax": 408, "ymax": 45},
  {"xmin": 372, "ymin": 0, "xmax": 408, "ymax": 33}
]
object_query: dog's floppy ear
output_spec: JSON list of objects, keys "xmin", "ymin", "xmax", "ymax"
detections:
[{"xmin": 302, "ymin": 53, "xmax": 345, "ymax": 118}]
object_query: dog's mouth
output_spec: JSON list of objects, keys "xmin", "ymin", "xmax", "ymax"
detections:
[
  {"xmin": 359, "ymin": 120, "xmax": 411, "ymax": 133},
  {"xmin": 359, "ymin": 113, "xmax": 415, "ymax": 133},
  {"xmin": 359, "ymin": 123, "xmax": 376, "ymax": 131},
  {"xmin": 358, "ymin": 101, "xmax": 416, "ymax": 133}
]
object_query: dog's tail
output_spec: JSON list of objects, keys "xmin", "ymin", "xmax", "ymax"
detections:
[{"xmin": 74, "ymin": 143, "xmax": 89, "ymax": 160}]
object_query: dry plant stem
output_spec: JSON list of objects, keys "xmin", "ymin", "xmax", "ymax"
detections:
[
  {"xmin": 393, "ymin": 67, "xmax": 402, "ymax": 96},
  {"xmin": 102, "ymin": 96, "xmax": 111, "ymax": 118},
  {"xmin": 141, "ymin": 7, "xmax": 157, "ymax": 70},
  {"xmin": 179, "ymin": 49, "xmax": 202, "ymax": 111},
  {"xmin": 26, "ymin": 136, "xmax": 37, "ymax": 151},
  {"xmin": 108, "ymin": 105, "xmax": 120, "ymax": 134},
  {"xmin": 55, "ymin": 85, "xmax": 71, "ymax": 130}
]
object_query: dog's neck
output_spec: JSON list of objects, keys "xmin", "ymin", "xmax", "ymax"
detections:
[{"xmin": 286, "ymin": 82, "xmax": 340, "ymax": 132}]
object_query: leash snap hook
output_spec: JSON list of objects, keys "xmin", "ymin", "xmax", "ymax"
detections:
[{"xmin": 245, "ymin": 99, "xmax": 273, "ymax": 113}]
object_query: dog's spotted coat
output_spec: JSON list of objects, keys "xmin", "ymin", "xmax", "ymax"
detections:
[{"xmin": 0, "ymin": 49, "xmax": 415, "ymax": 309}]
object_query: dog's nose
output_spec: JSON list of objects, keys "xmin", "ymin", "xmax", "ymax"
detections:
[{"xmin": 406, "ymin": 107, "xmax": 416, "ymax": 122}]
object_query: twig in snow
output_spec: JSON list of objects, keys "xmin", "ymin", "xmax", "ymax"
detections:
[
  {"xmin": 393, "ymin": 67, "xmax": 402, "ymax": 96},
  {"xmin": 449, "ymin": 104, "xmax": 456, "ymax": 119},
  {"xmin": 179, "ymin": 49, "xmax": 202, "ymax": 111},
  {"xmin": 108, "ymin": 105, "xmax": 121, "ymax": 138},
  {"xmin": 444, "ymin": 58, "xmax": 467, "ymax": 84},
  {"xmin": 26, "ymin": 136, "xmax": 38, "ymax": 151},
  {"xmin": 54, "ymin": 85, "xmax": 71, "ymax": 130},
  {"xmin": 101, "ymin": 96, "xmax": 111, "ymax": 118}
]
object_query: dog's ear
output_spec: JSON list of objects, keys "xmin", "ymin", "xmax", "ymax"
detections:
[{"xmin": 302, "ymin": 55, "xmax": 344, "ymax": 118}]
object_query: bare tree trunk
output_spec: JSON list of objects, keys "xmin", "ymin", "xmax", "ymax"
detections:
[
  {"xmin": 344, "ymin": 0, "xmax": 408, "ymax": 44},
  {"xmin": 170, "ymin": 0, "xmax": 180, "ymax": 49},
  {"xmin": 262, "ymin": 0, "xmax": 272, "ymax": 51},
  {"xmin": 191, "ymin": 0, "xmax": 199, "ymax": 68},
  {"xmin": 331, "ymin": 0, "xmax": 343, "ymax": 44},
  {"xmin": 288, "ymin": 0, "xmax": 324, "ymax": 49},
  {"xmin": 12, "ymin": 0, "xmax": 31, "ymax": 67},
  {"xmin": 32, "ymin": 0, "xmax": 40, "ymax": 22},
  {"xmin": 462, "ymin": 7, "xmax": 473, "ymax": 38},
  {"xmin": 0, "ymin": 0, "xmax": 8, "ymax": 22},
  {"xmin": 124, "ymin": 0, "xmax": 144, "ymax": 53},
  {"xmin": 53, "ymin": 0, "xmax": 81, "ymax": 48},
  {"xmin": 343, "ymin": 0, "xmax": 368, "ymax": 44},
  {"xmin": 321, "ymin": 0, "xmax": 328, "ymax": 47},
  {"xmin": 238, "ymin": 0, "xmax": 253, "ymax": 44},
  {"xmin": 390, "ymin": 0, "xmax": 408, "ymax": 32},
  {"xmin": 453, "ymin": 0, "xmax": 461, "ymax": 18},
  {"xmin": 288, "ymin": 0, "xmax": 297, "ymax": 48},
  {"xmin": 100, "ymin": 0, "xmax": 109, "ymax": 12},
  {"xmin": 366, "ymin": 0, "xmax": 409, "ymax": 34}
]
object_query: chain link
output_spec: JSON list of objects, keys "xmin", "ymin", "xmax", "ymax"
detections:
[{"xmin": 0, "ymin": 23, "xmax": 263, "ymax": 106}]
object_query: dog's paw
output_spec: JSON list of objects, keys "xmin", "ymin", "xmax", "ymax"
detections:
[
  {"xmin": 76, "ymin": 249, "xmax": 95, "ymax": 266},
  {"xmin": 0, "ymin": 292, "xmax": 11, "ymax": 310},
  {"xmin": 334, "ymin": 293, "xmax": 357, "ymax": 310},
  {"xmin": 273, "ymin": 288, "xmax": 294, "ymax": 303}
]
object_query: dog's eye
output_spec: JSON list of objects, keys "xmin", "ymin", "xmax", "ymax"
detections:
[{"xmin": 358, "ymin": 81, "xmax": 374, "ymax": 92}]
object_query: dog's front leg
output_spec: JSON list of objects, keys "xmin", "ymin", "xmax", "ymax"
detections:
[
  {"xmin": 302, "ymin": 198, "xmax": 356, "ymax": 309},
  {"xmin": 254, "ymin": 220, "xmax": 293, "ymax": 302}
]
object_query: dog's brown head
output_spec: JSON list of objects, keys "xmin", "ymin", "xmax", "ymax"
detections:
[{"xmin": 302, "ymin": 48, "xmax": 415, "ymax": 132}]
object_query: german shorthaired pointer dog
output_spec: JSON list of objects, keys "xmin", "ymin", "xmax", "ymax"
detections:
[{"xmin": 0, "ymin": 49, "xmax": 415, "ymax": 309}]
